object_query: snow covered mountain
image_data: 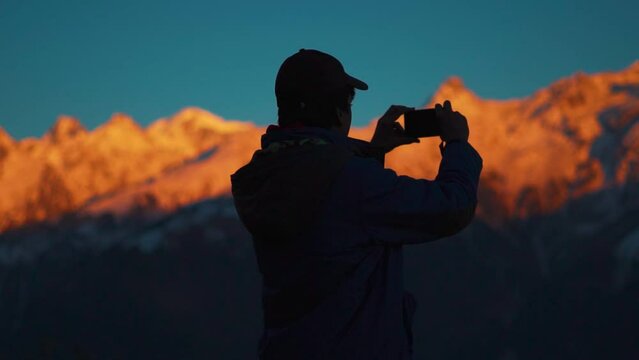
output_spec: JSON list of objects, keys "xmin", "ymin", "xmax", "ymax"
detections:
[
  {"xmin": 0, "ymin": 108, "xmax": 258, "ymax": 231},
  {"xmin": 0, "ymin": 61, "xmax": 638, "ymax": 234}
]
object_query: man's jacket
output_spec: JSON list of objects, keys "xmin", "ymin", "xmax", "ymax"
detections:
[{"xmin": 230, "ymin": 125, "xmax": 483, "ymax": 359}]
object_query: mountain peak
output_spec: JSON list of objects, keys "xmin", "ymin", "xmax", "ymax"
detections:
[
  {"xmin": 441, "ymin": 76, "xmax": 467, "ymax": 91},
  {"xmin": 0, "ymin": 127, "xmax": 14, "ymax": 162},
  {"xmin": 170, "ymin": 107, "xmax": 225, "ymax": 128},
  {"xmin": 46, "ymin": 115, "xmax": 87, "ymax": 142},
  {"xmin": 166, "ymin": 107, "xmax": 253, "ymax": 134},
  {"xmin": 106, "ymin": 112, "xmax": 137, "ymax": 125},
  {"xmin": 103, "ymin": 113, "xmax": 143, "ymax": 132},
  {"xmin": 0, "ymin": 126, "xmax": 14, "ymax": 153},
  {"xmin": 0, "ymin": 126, "xmax": 13, "ymax": 143},
  {"xmin": 628, "ymin": 60, "xmax": 639, "ymax": 73},
  {"xmin": 430, "ymin": 76, "xmax": 477, "ymax": 105}
]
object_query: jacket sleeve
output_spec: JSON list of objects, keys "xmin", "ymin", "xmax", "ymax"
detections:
[
  {"xmin": 353, "ymin": 140, "xmax": 483, "ymax": 245},
  {"xmin": 346, "ymin": 137, "xmax": 386, "ymax": 165}
]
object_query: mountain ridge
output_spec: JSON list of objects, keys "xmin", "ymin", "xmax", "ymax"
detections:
[{"xmin": 1, "ymin": 61, "xmax": 638, "ymax": 232}]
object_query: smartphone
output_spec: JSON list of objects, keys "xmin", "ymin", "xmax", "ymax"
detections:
[{"xmin": 403, "ymin": 109, "xmax": 440, "ymax": 138}]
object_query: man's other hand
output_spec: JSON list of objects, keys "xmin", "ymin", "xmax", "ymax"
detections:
[
  {"xmin": 370, "ymin": 105, "xmax": 420, "ymax": 153},
  {"xmin": 435, "ymin": 100, "xmax": 469, "ymax": 143}
]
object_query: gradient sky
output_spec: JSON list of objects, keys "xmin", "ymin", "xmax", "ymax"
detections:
[{"xmin": 1, "ymin": 0, "xmax": 638, "ymax": 139}]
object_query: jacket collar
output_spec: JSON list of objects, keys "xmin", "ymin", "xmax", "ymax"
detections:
[{"xmin": 261, "ymin": 124, "xmax": 350, "ymax": 150}]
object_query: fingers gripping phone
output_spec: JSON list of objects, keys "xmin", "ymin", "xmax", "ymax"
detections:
[{"xmin": 403, "ymin": 109, "xmax": 441, "ymax": 138}]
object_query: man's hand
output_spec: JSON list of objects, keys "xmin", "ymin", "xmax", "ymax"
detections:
[
  {"xmin": 370, "ymin": 105, "xmax": 420, "ymax": 153},
  {"xmin": 435, "ymin": 100, "xmax": 469, "ymax": 143}
]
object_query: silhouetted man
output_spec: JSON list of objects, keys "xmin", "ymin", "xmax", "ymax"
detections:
[{"xmin": 230, "ymin": 49, "xmax": 483, "ymax": 359}]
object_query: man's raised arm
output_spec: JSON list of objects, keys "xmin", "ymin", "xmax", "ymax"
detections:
[{"xmin": 354, "ymin": 100, "xmax": 483, "ymax": 245}]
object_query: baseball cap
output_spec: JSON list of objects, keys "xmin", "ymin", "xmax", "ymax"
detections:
[{"xmin": 275, "ymin": 49, "xmax": 368, "ymax": 101}]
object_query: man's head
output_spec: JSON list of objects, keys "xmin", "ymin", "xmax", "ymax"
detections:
[{"xmin": 275, "ymin": 49, "xmax": 368, "ymax": 135}]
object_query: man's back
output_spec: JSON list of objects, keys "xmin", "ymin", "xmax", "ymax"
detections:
[{"xmin": 231, "ymin": 125, "xmax": 483, "ymax": 359}]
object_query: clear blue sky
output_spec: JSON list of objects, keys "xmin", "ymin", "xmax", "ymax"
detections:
[{"xmin": 1, "ymin": 0, "xmax": 638, "ymax": 139}]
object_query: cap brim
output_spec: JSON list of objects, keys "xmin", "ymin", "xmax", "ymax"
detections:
[{"xmin": 346, "ymin": 74, "xmax": 368, "ymax": 90}]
